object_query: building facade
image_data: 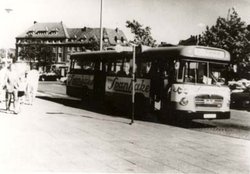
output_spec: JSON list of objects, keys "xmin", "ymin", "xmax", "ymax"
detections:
[{"xmin": 16, "ymin": 21, "xmax": 128, "ymax": 67}]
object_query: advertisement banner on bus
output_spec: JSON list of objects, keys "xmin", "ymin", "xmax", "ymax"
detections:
[
  {"xmin": 68, "ymin": 74, "xmax": 94, "ymax": 89},
  {"xmin": 105, "ymin": 76, "xmax": 150, "ymax": 98}
]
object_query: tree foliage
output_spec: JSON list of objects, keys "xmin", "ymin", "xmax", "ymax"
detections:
[
  {"xmin": 200, "ymin": 8, "xmax": 250, "ymax": 66},
  {"xmin": 19, "ymin": 44, "xmax": 39, "ymax": 63},
  {"xmin": 19, "ymin": 44, "xmax": 54, "ymax": 68},
  {"xmin": 38, "ymin": 45, "xmax": 54, "ymax": 66},
  {"xmin": 126, "ymin": 20, "xmax": 156, "ymax": 47}
]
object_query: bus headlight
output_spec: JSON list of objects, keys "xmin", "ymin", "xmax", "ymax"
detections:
[{"xmin": 179, "ymin": 97, "xmax": 189, "ymax": 106}]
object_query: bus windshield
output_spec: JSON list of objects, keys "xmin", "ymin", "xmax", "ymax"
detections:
[{"xmin": 176, "ymin": 60, "xmax": 227, "ymax": 85}]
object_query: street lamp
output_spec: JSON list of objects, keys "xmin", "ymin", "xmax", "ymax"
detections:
[{"xmin": 3, "ymin": 8, "xmax": 13, "ymax": 63}]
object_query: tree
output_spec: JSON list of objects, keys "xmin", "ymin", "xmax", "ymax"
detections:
[
  {"xmin": 18, "ymin": 44, "xmax": 54, "ymax": 69},
  {"xmin": 126, "ymin": 20, "xmax": 156, "ymax": 47},
  {"xmin": 38, "ymin": 45, "xmax": 54, "ymax": 67},
  {"xmin": 19, "ymin": 44, "xmax": 39, "ymax": 67},
  {"xmin": 200, "ymin": 8, "xmax": 250, "ymax": 72}
]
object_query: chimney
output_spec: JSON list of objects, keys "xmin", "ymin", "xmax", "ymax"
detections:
[
  {"xmin": 81, "ymin": 27, "xmax": 87, "ymax": 32},
  {"xmin": 115, "ymin": 27, "xmax": 119, "ymax": 33},
  {"xmin": 34, "ymin": 21, "xmax": 37, "ymax": 24}
]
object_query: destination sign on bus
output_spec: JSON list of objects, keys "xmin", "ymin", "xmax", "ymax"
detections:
[
  {"xmin": 194, "ymin": 47, "xmax": 225, "ymax": 60},
  {"xmin": 106, "ymin": 76, "xmax": 150, "ymax": 98}
]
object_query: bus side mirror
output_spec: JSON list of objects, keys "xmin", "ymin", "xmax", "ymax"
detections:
[{"xmin": 175, "ymin": 62, "xmax": 180, "ymax": 70}]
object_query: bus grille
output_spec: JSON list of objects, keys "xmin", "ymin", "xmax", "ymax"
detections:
[{"xmin": 195, "ymin": 95, "xmax": 223, "ymax": 108}]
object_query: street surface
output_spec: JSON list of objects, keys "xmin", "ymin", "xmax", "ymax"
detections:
[
  {"xmin": 0, "ymin": 81, "xmax": 248, "ymax": 173},
  {"xmin": 39, "ymin": 81, "xmax": 250, "ymax": 140}
]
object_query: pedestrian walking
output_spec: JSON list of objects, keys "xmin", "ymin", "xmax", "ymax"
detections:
[
  {"xmin": 0, "ymin": 63, "xmax": 8, "ymax": 102},
  {"xmin": 16, "ymin": 73, "xmax": 27, "ymax": 113},
  {"xmin": 3, "ymin": 64, "xmax": 19, "ymax": 114},
  {"xmin": 26, "ymin": 66, "xmax": 39, "ymax": 105}
]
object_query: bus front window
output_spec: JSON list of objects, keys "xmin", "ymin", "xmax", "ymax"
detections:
[{"xmin": 176, "ymin": 60, "xmax": 227, "ymax": 85}]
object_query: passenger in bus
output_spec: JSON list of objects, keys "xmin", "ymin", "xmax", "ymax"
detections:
[
  {"xmin": 141, "ymin": 62, "xmax": 152, "ymax": 78},
  {"xmin": 117, "ymin": 62, "xmax": 131, "ymax": 77}
]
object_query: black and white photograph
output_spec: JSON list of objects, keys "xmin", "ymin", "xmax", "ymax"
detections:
[{"xmin": 0, "ymin": 0, "xmax": 249, "ymax": 173}]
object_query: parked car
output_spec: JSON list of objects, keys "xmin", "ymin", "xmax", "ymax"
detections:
[
  {"xmin": 39, "ymin": 72, "xmax": 61, "ymax": 81},
  {"xmin": 231, "ymin": 86, "xmax": 250, "ymax": 110}
]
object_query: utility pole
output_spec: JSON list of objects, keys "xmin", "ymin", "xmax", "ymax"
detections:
[
  {"xmin": 130, "ymin": 44, "xmax": 136, "ymax": 125},
  {"xmin": 99, "ymin": 0, "xmax": 103, "ymax": 51}
]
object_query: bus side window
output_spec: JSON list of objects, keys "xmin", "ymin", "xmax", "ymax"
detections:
[
  {"xmin": 176, "ymin": 61, "xmax": 186, "ymax": 83},
  {"xmin": 107, "ymin": 61, "xmax": 116, "ymax": 76}
]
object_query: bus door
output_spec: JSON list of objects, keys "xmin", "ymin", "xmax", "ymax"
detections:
[
  {"xmin": 93, "ymin": 59, "xmax": 106, "ymax": 103},
  {"xmin": 147, "ymin": 58, "xmax": 172, "ymax": 111}
]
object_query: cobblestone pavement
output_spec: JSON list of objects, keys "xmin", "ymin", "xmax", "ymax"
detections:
[{"xmin": 0, "ymin": 96, "xmax": 249, "ymax": 173}]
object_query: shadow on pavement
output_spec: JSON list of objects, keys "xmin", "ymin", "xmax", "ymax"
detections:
[
  {"xmin": 46, "ymin": 111, "xmax": 131, "ymax": 125},
  {"xmin": 37, "ymin": 96, "xmax": 136, "ymax": 123},
  {"xmin": 230, "ymin": 105, "xmax": 250, "ymax": 112},
  {"xmin": 37, "ymin": 96, "xmax": 216, "ymax": 128},
  {"xmin": 161, "ymin": 118, "xmax": 216, "ymax": 129}
]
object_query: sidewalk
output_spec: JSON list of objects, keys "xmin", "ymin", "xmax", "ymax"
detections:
[{"xmin": 0, "ymin": 97, "xmax": 249, "ymax": 173}]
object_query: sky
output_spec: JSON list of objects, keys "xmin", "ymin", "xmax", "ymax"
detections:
[{"xmin": 0, "ymin": 0, "xmax": 250, "ymax": 48}]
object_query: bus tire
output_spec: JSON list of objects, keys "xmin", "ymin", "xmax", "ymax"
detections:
[
  {"xmin": 66, "ymin": 86, "xmax": 72, "ymax": 96},
  {"xmin": 81, "ymin": 87, "xmax": 90, "ymax": 105}
]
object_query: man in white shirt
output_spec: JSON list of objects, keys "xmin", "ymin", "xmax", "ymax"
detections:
[{"xmin": 26, "ymin": 66, "xmax": 39, "ymax": 105}]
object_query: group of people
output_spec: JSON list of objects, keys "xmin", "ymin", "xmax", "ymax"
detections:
[{"xmin": 0, "ymin": 63, "xmax": 39, "ymax": 114}]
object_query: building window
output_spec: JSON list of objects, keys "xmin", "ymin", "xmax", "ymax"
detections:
[
  {"xmin": 58, "ymin": 53, "xmax": 62, "ymax": 59},
  {"xmin": 53, "ymin": 47, "xmax": 57, "ymax": 53}
]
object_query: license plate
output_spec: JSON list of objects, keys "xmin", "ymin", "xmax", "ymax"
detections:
[{"xmin": 204, "ymin": 114, "xmax": 216, "ymax": 119}]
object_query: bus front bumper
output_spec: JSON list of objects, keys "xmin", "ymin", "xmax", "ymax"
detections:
[{"xmin": 174, "ymin": 110, "xmax": 230, "ymax": 120}]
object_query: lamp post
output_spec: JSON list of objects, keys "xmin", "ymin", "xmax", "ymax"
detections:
[
  {"xmin": 99, "ymin": 0, "xmax": 103, "ymax": 51},
  {"xmin": 4, "ymin": 8, "xmax": 13, "ymax": 63}
]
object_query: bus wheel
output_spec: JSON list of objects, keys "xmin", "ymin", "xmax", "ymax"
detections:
[{"xmin": 81, "ymin": 87, "xmax": 90, "ymax": 105}]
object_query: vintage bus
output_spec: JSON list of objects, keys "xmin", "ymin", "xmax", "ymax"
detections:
[{"xmin": 67, "ymin": 45, "xmax": 231, "ymax": 120}]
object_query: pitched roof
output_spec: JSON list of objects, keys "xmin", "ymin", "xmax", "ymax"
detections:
[
  {"xmin": 16, "ymin": 22, "xmax": 128, "ymax": 45},
  {"xmin": 16, "ymin": 22, "xmax": 68, "ymax": 38},
  {"xmin": 66, "ymin": 27, "xmax": 127, "ymax": 45},
  {"xmin": 104, "ymin": 28, "xmax": 127, "ymax": 45}
]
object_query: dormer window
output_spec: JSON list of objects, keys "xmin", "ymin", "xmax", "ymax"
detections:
[
  {"xmin": 49, "ymin": 31, "xmax": 57, "ymax": 35},
  {"xmin": 26, "ymin": 30, "xmax": 35, "ymax": 36},
  {"xmin": 36, "ymin": 30, "xmax": 47, "ymax": 35},
  {"xmin": 49, "ymin": 28, "xmax": 59, "ymax": 35},
  {"xmin": 121, "ymin": 37, "xmax": 124, "ymax": 43}
]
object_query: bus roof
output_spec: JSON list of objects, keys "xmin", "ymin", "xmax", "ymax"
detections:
[
  {"xmin": 141, "ymin": 45, "xmax": 230, "ymax": 62},
  {"xmin": 70, "ymin": 45, "xmax": 230, "ymax": 63},
  {"xmin": 70, "ymin": 50, "xmax": 133, "ymax": 60}
]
